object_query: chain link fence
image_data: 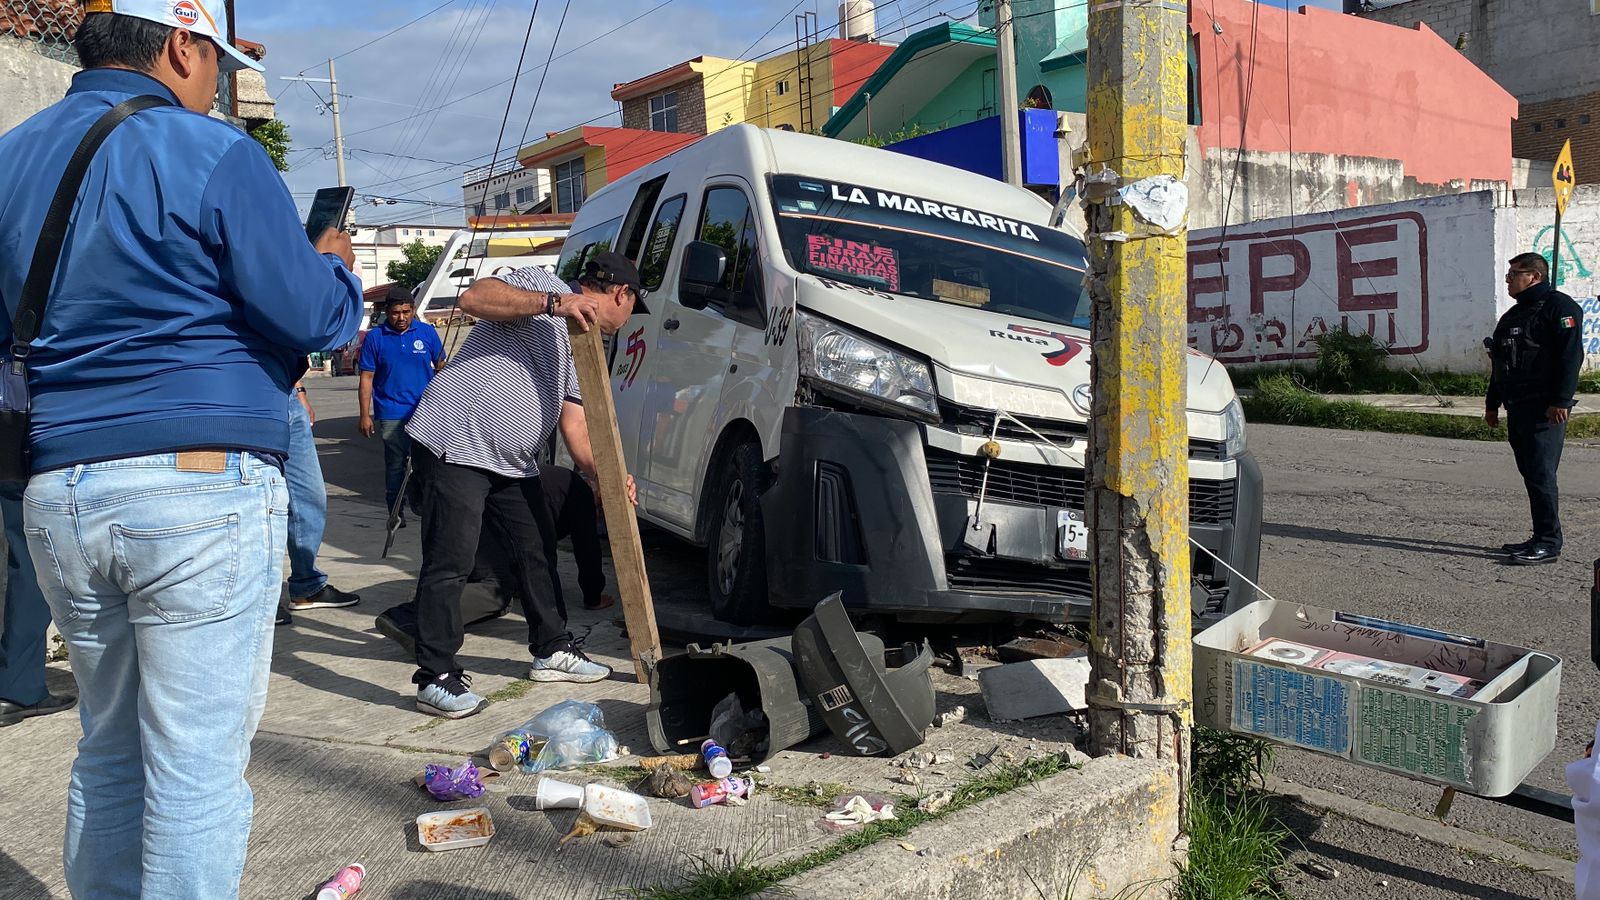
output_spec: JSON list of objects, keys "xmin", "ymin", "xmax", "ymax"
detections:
[{"xmin": 1, "ymin": 0, "xmax": 83, "ymax": 67}]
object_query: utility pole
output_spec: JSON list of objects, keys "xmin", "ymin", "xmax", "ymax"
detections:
[
  {"xmin": 328, "ymin": 59, "xmax": 347, "ymax": 188},
  {"xmin": 1083, "ymin": 0, "xmax": 1194, "ymax": 813},
  {"xmin": 995, "ymin": 0, "xmax": 1022, "ymax": 186}
]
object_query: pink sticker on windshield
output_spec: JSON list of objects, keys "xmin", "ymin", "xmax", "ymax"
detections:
[{"xmin": 807, "ymin": 235, "xmax": 900, "ymax": 292}]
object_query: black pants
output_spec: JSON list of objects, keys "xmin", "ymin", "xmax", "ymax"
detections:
[
  {"xmin": 411, "ymin": 447, "xmax": 570, "ymax": 682},
  {"xmin": 541, "ymin": 465, "xmax": 606, "ymax": 609},
  {"xmin": 1507, "ymin": 403, "xmax": 1566, "ymax": 552}
]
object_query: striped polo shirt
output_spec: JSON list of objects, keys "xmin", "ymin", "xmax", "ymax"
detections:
[{"xmin": 405, "ymin": 266, "xmax": 580, "ymax": 478}]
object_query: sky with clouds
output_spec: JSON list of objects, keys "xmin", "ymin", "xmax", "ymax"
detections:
[{"xmin": 249, "ymin": 0, "xmax": 1346, "ymax": 227}]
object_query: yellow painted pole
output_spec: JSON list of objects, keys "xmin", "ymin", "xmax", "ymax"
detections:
[{"xmin": 1083, "ymin": 0, "xmax": 1194, "ymax": 813}]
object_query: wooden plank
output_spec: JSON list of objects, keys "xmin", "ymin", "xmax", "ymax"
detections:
[{"xmin": 567, "ymin": 320, "xmax": 663, "ymax": 683}]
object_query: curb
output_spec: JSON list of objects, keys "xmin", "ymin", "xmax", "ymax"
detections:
[{"xmin": 1266, "ymin": 776, "xmax": 1576, "ymax": 884}]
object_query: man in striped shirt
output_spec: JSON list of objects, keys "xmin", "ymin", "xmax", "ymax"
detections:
[{"xmin": 404, "ymin": 251, "xmax": 644, "ymax": 718}]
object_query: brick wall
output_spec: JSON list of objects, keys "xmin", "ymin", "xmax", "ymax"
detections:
[
  {"xmin": 618, "ymin": 75, "xmax": 706, "ymax": 135},
  {"xmin": 1515, "ymin": 91, "xmax": 1600, "ymax": 184}
]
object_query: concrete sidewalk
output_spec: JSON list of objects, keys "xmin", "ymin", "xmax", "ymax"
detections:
[{"xmin": 0, "ymin": 486, "xmax": 1151, "ymax": 899}]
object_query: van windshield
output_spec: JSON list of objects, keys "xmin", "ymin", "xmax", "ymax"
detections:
[{"xmin": 771, "ymin": 175, "xmax": 1089, "ymax": 328}]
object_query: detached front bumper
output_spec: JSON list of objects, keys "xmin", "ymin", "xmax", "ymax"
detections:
[{"xmin": 762, "ymin": 406, "xmax": 1264, "ymax": 624}]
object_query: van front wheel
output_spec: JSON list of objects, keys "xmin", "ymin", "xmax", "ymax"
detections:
[{"xmin": 705, "ymin": 443, "xmax": 770, "ymax": 624}]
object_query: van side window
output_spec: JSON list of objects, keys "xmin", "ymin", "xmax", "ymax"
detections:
[
  {"xmin": 618, "ymin": 176, "xmax": 669, "ymax": 261},
  {"xmin": 556, "ymin": 215, "xmax": 624, "ymax": 283},
  {"xmin": 696, "ymin": 187, "xmax": 764, "ymax": 328},
  {"xmin": 639, "ymin": 194, "xmax": 687, "ymax": 291}
]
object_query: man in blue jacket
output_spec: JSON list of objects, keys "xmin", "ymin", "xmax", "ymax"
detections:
[
  {"xmin": 0, "ymin": 4, "xmax": 363, "ymax": 897},
  {"xmin": 359, "ymin": 286, "xmax": 446, "ymax": 524}
]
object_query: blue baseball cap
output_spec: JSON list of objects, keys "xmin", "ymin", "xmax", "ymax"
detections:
[{"xmin": 84, "ymin": 0, "xmax": 265, "ymax": 73}]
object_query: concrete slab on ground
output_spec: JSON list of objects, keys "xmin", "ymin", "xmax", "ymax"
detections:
[{"xmin": 1317, "ymin": 392, "xmax": 1600, "ymax": 417}]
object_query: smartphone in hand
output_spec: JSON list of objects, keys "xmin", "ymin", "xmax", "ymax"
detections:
[{"xmin": 305, "ymin": 186, "xmax": 355, "ymax": 242}]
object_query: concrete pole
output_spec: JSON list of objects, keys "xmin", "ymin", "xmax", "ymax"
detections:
[
  {"xmin": 996, "ymin": 0, "xmax": 1022, "ymax": 186},
  {"xmin": 1083, "ymin": 0, "xmax": 1193, "ymax": 811},
  {"xmin": 328, "ymin": 58, "xmax": 347, "ymax": 188}
]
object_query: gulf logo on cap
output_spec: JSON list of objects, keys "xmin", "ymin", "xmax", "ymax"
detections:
[{"xmin": 173, "ymin": 1, "xmax": 201, "ymax": 26}]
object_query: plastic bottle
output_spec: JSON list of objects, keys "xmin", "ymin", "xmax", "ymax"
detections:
[
  {"xmin": 700, "ymin": 738, "xmax": 733, "ymax": 779},
  {"xmin": 689, "ymin": 776, "xmax": 752, "ymax": 809},
  {"xmin": 317, "ymin": 863, "xmax": 365, "ymax": 900}
]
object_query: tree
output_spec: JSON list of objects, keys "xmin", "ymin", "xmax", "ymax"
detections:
[
  {"xmin": 387, "ymin": 239, "xmax": 445, "ymax": 289},
  {"xmin": 249, "ymin": 119, "xmax": 292, "ymax": 173}
]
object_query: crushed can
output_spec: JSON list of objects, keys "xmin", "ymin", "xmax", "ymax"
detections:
[
  {"xmin": 489, "ymin": 733, "xmax": 535, "ymax": 772},
  {"xmin": 689, "ymin": 776, "xmax": 752, "ymax": 809}
]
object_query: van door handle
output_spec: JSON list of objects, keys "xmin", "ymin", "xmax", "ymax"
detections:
[{"xmin": 663, "ymin": 318, "xmax": 680, "ymax": 332}]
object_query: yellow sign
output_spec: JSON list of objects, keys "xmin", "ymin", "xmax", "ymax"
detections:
[{"xmin": 1554, "ymin": 139, "xmax": 1577, "ymax": 217}]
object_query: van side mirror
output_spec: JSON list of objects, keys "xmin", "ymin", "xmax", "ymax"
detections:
[{"xmin": 679, "ymin": 241, "xmax": 727, "ymax": 311}]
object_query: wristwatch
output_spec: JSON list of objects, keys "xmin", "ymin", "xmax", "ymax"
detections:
[{"xmin": 545, "ymin": 292, "xmax": 561, "ymax": 317}]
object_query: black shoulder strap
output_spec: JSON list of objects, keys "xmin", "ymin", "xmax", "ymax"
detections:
[{"xmin": 12, "ymin": 94, "xmax": 174, "ymax": 360}]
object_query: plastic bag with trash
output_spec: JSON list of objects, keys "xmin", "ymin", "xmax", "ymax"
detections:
[
  {"xmin": 497, "ymin": 700, "xmax": 620, "ymax": 774},
  {"xmin": 423, "ymin": 760, "xmax": 486, "ymax": 801}
]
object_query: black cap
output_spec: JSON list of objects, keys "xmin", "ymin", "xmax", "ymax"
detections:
[{"xmin": 585, "ymin": 250, "xmax": 649, "ymax": 315}]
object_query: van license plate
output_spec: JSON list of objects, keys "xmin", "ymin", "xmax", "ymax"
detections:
[{"xmin": 1057, "ymin": 509, "xmax": 1088, "ymax": 561}]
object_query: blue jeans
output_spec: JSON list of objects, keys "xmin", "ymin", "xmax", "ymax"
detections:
[
  {"xmin": 0, "ymin": 487, "xmax": 49, "ymax": 707},
  {"xmin": 286, "ymin": 397, "xmax": 329, "ymax": 598},
  {"xmin": 377, "ymin": 418, "xmax": 412, "ymax": 516},
  {"xmin": 23, "ymin": 452, "xmax": 288, "ymax": 899}
]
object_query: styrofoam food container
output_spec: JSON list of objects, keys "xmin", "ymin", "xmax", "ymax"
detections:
[
  {"xmin": 416, "ymin": 808, "xmax": 495, "ymax": 851},
  {"xmin": 583, "ymin": 784, "xmax": 652, "ymax": 831}
]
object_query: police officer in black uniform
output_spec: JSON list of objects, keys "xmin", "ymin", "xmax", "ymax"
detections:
[{"xmin": 1486, "ymin": 252, "xmax": 1584, "ymax": 565}]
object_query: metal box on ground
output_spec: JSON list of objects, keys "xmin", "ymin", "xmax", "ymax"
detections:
[{"xmin": 1194, "ymin": 599, "xmax": 1561, "ymax": 797}]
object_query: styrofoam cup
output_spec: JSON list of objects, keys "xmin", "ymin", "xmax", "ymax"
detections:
[{"xmin": 534, "ymin": 778, "xmax": 584, "ymax": 810}]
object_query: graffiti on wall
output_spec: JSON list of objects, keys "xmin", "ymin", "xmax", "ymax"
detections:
[
  {"xmin": 1187, "ymin": 213, "xmax": 1429, "ymax": 364},
  {"xmin": 1531, "ymin": 225, "xmax": 1592, "ymax": 289},
  {"xmin": 1578, "ymin": 298, "xmax": 1600, "ymax": 358}
]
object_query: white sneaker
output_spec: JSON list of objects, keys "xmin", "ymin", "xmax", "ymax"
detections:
[
  {"xmin": 529, "ymin": 648, "xmax": 612, "ymax": 683},
  {"xmin": 416, "ymin": 672, "xmax": 487, "ymax": 719}
]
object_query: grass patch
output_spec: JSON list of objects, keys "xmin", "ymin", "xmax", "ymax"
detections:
[
  {"xmin": 761, "ymin": 781, "xmax": 851, "ymax": 809},
  {"xmin": 1177, "ymin": 728, "xmax": 1293, "ymax": 900},
  {"xmin": 624, "ymin": 752, "xmax": 1081, "ymax": 899},
  {"xmin": 1243, "ymin": 374, "xmax": 1600, "ymax": 441},
  {"xmin": 1232, "ymin": 365, "xmax": 1600, "ymax": 398}
]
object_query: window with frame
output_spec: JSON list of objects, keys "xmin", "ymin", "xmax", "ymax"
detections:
[
  {"xmin": 494, "ymin": 192, "xmax": 511, "ymax": 210},
  {"xmin": 473, "ymin": 203, "xmax": 486, "ymax": 217},
  {"xmin": 515, "ymin": 186, "xmax": 535, "ymax": 205},
  {"xmin": 556, "ymin": 215, "xmax": 624, "ymax": 283},
  {"xmin": 639, "ymin": 195, "xmax": 687, "ymax": 291},
  {"xmin": 650, "ymin": 91, "xmax": 679, "ymax": 133},
  {"xmin": 554, "ymin": 158, "xmax": 588, "ymax": 213},
  {"xmin": 696, "ymin": 186, "xmax": 764, "ymax": 328},
  {"xmin": 775, "ymin": 80, "xmax": 790, "ymax": 97}
]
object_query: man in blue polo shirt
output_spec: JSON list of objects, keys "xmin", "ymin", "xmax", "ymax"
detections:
[{"xmin": 359, "ymin": 286, "xmax": 445, "ymax": 523}]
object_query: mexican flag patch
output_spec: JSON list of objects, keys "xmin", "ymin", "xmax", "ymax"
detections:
[{"xmin": 1562, "ymin": 316, "xmax": 1577, "ymax": 329}]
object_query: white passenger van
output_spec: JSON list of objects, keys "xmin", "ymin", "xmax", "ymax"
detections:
[{"xmin": 552, "ymin": 125, "xmax": 1260, "ymax": 624}]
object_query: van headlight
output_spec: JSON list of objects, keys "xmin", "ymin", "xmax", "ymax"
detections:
[
  {"xmin": 1222, "ymin": 397, "xmax": 1247, "ymax": 458},
  {"xmin": 797, "ymin": 311, "xmax": 939, "ymax": 420}
]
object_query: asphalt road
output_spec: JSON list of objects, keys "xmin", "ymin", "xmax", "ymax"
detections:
[{"xmin": 305, "ymin": 377, "xmax": 1593, "ymax": 873}]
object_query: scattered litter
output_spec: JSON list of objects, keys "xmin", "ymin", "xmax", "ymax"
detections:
[
  {"xmin": 969, "ymin": 746, "xmax": 999, "ymax": 770},
  {"xmin": 534, "ymin": 778, "xmax": 584, "ymax": 810},
  {"xmin": 820, "ymin": 794, "xmax": 897, "ymax": 831},
  {"xmin": 701, "ymin": 739, "xmax": 734, "ymax": 778},
  {"xmin": 893, "ymin": 772, "xmax": 923, "ymax": 787},
  {"xmin": 932, "ymin": 750, "xmax": 954, "ymax": 765},
  {"xmin": 584, "ymin": 784, "xmax": 653, "ymax": 831},
  {"xmin": 494, "ymin": 701, "xmax": 619, "ymax": 774},
  {"xmin": 1379, "ymin": 880, "xmax": 1389, "ymax": 888},
  {"xmin": 636, "ymin": 753, "xmax": 700, "ymax": 771},
  {"xmin": 725, "ymin": 794, "xmax": 748, "ymax": 807},
  {"xmin": 708, "ymin": 693, "xmax": 771, "ymax": 761},
  {"xmin": 1299, "ymin": 861, "xmax": 1338, "ymax": 880},
  {"xmin": 820, "ymin": 752, "xmax": 831, "ymax": 760},
  {"xmin": 932, "ymin": 706, "xmax": 967, "ymax": 728},
  {"xmin": 420, "ymin": 761, "xmax": 485, "ymax": 801},
  {"xmin": 636, "ymin": 763, "xmax": 694, "ymax": 800},
  {"xmin": 754, "ymin": 765, "xmax": 773, "ymax": 774},
  {"xmin": 690, "ymin": 776, "xmax": 753, "ymax": 809},
  {"xmin": 316, "ymin": 863, "xmax": 364, "ymax": 900},
  {"xmin": 917, "ymin": 791, "xmax": 954, "ymax": 815},
  {"xmin": 898, "ymin": 842, "xmax": 917, "ymax": 853},
  {"xmin": 417, "ymin": 809, "xmax": 495, "ymax": 852},
  {"xmin": 900, "ymin": 751, "xmax": 935, "ymax": 769},
  {"xmin": 917, "ymin": 848, "xmax": 932, "ymax": 858},
  {"xmin": 602, "ymin": 833, "xmax": 634, "ymax": 849},
  {"xmin": 559, "ymin": 812, "xmax": 599, "ymax": 846}
]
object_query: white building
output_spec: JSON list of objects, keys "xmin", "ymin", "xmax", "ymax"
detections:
[
  {"xmin": 461, "ymin": 159, "xmax": 551, "ymax": 218},
  {"xmin": 350, "ymin": 222, "xmax": 451, "ymax": 290}
]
